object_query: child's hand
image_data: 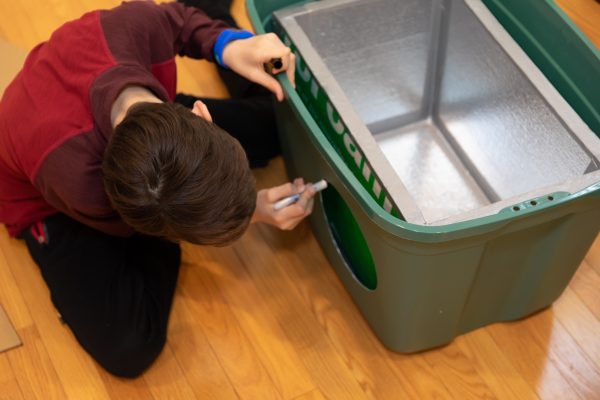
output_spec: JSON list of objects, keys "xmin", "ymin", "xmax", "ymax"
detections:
[
  {"xmin": 252, "ymin": 178, "xmax": 315, "ymax": 230},
  {"xmin": 222, "ymin": 33, "xmax": 296, "ymax": 102}
]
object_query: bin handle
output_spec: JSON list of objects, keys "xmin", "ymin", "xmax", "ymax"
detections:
[
  {"xmin": 500, "ymin": 180, "xmax": 600, "ymax": 215},
  {"xmin": 499, "ymin": 191, "xmax": 570, "ymax": 215}
]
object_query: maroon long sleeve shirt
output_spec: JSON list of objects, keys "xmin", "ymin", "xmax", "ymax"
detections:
[{"xmin": 0, "ymin": 1, "xmax": 228, "ymax": 237}]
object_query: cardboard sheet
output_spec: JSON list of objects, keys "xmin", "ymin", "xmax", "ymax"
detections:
[
  {"xmin": 0, "ymin": 305, "xmax": 21, "ymax": 353},
  {"xmin": 0, "ymin": 39, "xmax": 26, "ymax": 353}
]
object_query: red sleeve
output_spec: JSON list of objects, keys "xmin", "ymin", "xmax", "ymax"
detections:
[
  {"xmin": 90, "ymin": 64, "xmax": 171, "ymax": 142},
  {"xmin": 100, "ymin": 1, "xmax": 230, "ymax": 65}
]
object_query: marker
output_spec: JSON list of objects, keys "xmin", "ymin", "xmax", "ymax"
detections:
[
  {"xmin": 273, "ymin": 180, "xmax": 328, "ymax": 210},
  {"xmin": 265, "ymin": 57, "xmax": 283, "ymax": 74},
  {"xmin": 270, "ymin": 57, "xmax": 283, "ymax": 69}
]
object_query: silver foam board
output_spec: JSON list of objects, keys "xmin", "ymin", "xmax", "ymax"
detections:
[{"xmin": 275, "ymin": 0, "xmax": 600, "ymax": 224}]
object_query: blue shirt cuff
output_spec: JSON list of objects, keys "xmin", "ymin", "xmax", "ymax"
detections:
[{"xmin": 213, "ymin": 29, "xmax": 254, "ymax": 69}]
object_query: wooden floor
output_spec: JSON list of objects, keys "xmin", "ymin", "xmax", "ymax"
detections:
[{"xmin": 1, "ymin": 1, "xmax": 599, "ymax": 399}]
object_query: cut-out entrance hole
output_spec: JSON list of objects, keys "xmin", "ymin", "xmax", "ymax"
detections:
[{"xmin": 321, "ymin": 185, "xmax": 377, "ymax": 290}]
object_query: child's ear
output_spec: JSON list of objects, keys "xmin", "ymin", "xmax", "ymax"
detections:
[
  {"xmin": 191, "ymin": 100, "xmax": 213, "ymax": 122},
  {"xmin": 191, "ymin": 101, "xmax": 202, "ymax": 117}
]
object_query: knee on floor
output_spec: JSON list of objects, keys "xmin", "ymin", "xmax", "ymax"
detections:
[{"xmin": 91, "ymin": 330, "xmax": 167, "ymax": 378}]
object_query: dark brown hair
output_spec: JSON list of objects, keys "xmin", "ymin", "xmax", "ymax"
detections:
[{"xmin": 103, "ymin": 102, "xmax": 256, "ymax": 245}]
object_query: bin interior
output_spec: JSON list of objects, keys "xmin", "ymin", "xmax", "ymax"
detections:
[{"xmin": 275, "ymin": 0, "xmax": 600, "ymax": 224}]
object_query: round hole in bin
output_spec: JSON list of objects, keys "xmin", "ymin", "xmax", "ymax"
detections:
[
  {"xmin": 513, "ymin": 206, "xmax": 520, "ymax": 211},
  {"xmin": 321, "ymin": 185, "xmax": 377, "ymax": 290},
  {"xmin": 530, "ymin": 200, "xmax": 537, "ymax": 206},
  {"xmin": 548, "ymin": 196, "xmax": 554, "ymax": 201}
]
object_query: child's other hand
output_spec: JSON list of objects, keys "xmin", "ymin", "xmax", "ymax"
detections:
[{"xmin": 222, "ymin": 33, "xmax": 296, "ymax": 102}]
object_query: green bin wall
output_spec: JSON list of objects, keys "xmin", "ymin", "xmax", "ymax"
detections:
[{"xmin": 248, "ymin": 0, "xmax": 600, "ymax": 352}]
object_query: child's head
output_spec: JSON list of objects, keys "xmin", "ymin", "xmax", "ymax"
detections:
[{"xmin": 102, "ymin": 102, "xmax": 256, "ymax": 245}]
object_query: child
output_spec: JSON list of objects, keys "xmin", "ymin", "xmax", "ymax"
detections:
[{"xmin": 0, "ymin": 0, "xmax": 315, "ymax": 377}]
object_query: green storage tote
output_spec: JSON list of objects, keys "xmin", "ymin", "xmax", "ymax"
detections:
[{"xmin": 247, "ymin": 0, "xmax": 600, "ymax": 352}]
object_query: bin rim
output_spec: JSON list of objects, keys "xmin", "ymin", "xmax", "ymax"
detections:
[
  {"xmin": 482, "ymin": 0, "xmax": 600, "ymax": 134},
  {"xmin": 513, "ymin": 0, "xmax": 600, "ymax": 62},
  {"xmin": 247, "ymin": 0, "xmax": 600, "ymax": 60},
  {"xmin": 246, "ymin": 0, "xmax": 600, "ymax": 242}
]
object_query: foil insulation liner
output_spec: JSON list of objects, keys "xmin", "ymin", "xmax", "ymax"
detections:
[{"xmin": 274, "ymin": 0, "xmax": 600, "ymax": 225}]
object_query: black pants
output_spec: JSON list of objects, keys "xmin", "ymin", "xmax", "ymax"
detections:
[
  {"xmin": 22, "ymin": 215, "xmax": 181, "ymax": 378},
  {"xmin": 177, "ymin": 0, "xmax": 280, "ymax": 168},
  {"xmin": 175, "ymin": 94, "xmax": 279, "ymax": 168},
  {"xmin": 21, "ymin": 2, "xmax": 279, "ymax": 378}
]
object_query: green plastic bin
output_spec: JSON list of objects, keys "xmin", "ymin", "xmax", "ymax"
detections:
[{"xmin": 247, "ymin": 0, "xmax": 600, "ymax": 352}]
